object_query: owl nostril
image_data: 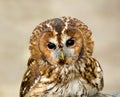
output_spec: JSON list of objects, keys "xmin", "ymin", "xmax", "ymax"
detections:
[
  {"xmin": 58, "ymin": 44, "xmax": 63, "ymax": 48},
  {"xmin": 59, "ymin": 45, "xmax": 62, "ymax": 48}
]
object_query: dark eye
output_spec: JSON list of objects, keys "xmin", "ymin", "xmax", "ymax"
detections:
[
  {"xmin": 66, "ymin": 39, "xmax": 74, "ymax": 47},
  {"xmin": 48, "ymin": 43, "xmax": 56, "ymax": 49}
]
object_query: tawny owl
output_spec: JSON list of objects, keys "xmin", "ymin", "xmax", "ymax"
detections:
[{"xmin": 20, "ymin": 16, "xmax": 104, "ymax": 97}]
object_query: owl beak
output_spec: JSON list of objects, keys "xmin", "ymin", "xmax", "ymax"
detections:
[{"xmin": 60, "ymin": 52, "xmax": 65, "ymax": 60}]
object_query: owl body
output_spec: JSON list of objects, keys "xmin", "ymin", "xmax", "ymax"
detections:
[{"xmin": 20, "ymin": 16, "xmax": 103, "ymax": 97}]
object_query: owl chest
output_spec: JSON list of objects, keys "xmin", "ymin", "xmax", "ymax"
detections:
[
  {"xmin": 30, "ymin": 70, "xmax": 88, "ymax": 97},
  {"xmin": 32, "ymin": 66, "xmax": 88, "ymax": 97},
  {"xmin": 46, "ymin": 78, "xmax": 86, "ymax": 97}
]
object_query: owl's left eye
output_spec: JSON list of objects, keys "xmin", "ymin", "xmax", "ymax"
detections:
[
  {"xmin": 66, "ymin": 39, "xmax": 74, "ymax": 47},
  {"xmin": 48, "ymin": 43, "xmax": 56, "ymax": 49}
]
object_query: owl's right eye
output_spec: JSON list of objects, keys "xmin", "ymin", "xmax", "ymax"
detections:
[{"xmin": 48, "ymin": 43, "xmax": 56, "ymax": 49}]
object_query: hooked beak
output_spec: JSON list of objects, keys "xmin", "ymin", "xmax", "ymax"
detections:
[{"xmin": 60, "ymin": 52, "xmax": 65, "ymax": 60}]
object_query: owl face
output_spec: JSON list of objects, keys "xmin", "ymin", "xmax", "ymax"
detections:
[
  {"xmin": 39, "ymin": 26, "xmax": 83, "ymax": 65},
  {"xmin": 30, "ymin": 17, "xmax": 93, "ymax": 66}
]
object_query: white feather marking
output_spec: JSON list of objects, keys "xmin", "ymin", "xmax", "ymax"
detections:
[
  {"xmin": 30, "ymin": 76, "xmax": 40, "ymax": 89},
  {"xmin": 40, "ymin": 76, "xmax": 51, "ymax": 82},
  {"xmin": 46, "ymin": 23, "xmax": 53, "ymax": 29},
  {"xmin": 95, "ymin": 61, "xmax": 102, "ymax": 72},
  {"xmin": 46, "ymin": 83, "xmax": 56, "ymax": 90},
  {"xmin": 61, "ymin": 34, "xmax": 70, "ymax": 44},
  {"xmin": 49, "ymin": 38, "xmax": 57, "ymax": 44},
  {"xmin": 65, "ymin": 79, "xmax": 86, "ymax": 96},
  {"xmin": 61, "ymin": 17, "xmax": 69, "ymax": 34},
  {"xmin": 25, "ymin": 70, "xmax": 30, "ymax": 76},
  {"xmin": 81, "ymin": 66, "xmax": 85, "ymax": 72}
]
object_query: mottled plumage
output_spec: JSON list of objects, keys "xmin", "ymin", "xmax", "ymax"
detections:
[{"xmin": 20, "ymin": 16, "xmax": 104, "ymax": 97}]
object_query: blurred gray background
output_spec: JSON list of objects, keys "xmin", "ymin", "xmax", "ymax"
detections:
[{"xmin": 0, "ymin": 0, "xmax": 120, "ymax": 97}]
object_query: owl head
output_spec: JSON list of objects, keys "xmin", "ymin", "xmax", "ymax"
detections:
[{"xmin": 29, "ymin": 16, "xmax": 94, "ymax": 65}]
